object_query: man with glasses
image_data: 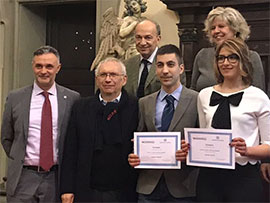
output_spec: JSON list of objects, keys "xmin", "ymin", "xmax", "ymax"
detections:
[{"xmin": 60, "ymin": 57, "xmax": 138, "ymax": 202}]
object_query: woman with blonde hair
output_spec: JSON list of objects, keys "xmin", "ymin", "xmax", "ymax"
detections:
[
  {"xmin": 190, "ymin": 7, "xmax": 265, "ymax": 92},
  {"xmin": 196, "ymin": 38, "xmax": 270, "ymax": 202}
]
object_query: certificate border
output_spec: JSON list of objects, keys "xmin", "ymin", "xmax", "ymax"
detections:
[
  {"xmin": 134, "ymin": 132, "xmax": 181, "ymax": 169},
  {"xmin": 187, "ymin": 131, "xmax": 233, "ymax": 166},
  {"xmin": 184, "ymin": 128, "xmax": 235, "ymax": 169}
]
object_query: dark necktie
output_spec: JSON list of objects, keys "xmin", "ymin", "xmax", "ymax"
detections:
[
  {"xmin": 161, "ymin": 95, "xmax": 175, "ymax": 132},
  {"xmin": 40, "ymin": 91, "xmax": 54, "ymax": 171},
  {"xmin": 210, "ymin": 91, "xmax": 244, "ymax": 129},
  {"xmin": 137, "ymin": 59, "xmax": 149, "ymax": 98}
]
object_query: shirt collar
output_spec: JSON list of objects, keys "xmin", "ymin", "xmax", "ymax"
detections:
[
  {"xmin": 140, "ymin": 47, "xmax": 158, "ymax": 64},
  {"xmin": 159, "ymin": 84, "xmax": 183, "ymax": 102},
  {"xmin": 99, "ymin": 92, "xmax": 122, "ymax": 105},
  {"xmin": 33, "ymin": 81, "xmax": 57, "ymax": 96}
]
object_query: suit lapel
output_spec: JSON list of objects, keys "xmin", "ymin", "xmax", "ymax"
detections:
[
  {"xmin": 56, "ymin": 84, "xmax": 66, "ymax": 132},
  {"xmin": 131, "ymin": 56, "xmax": 141, "ymax": 95},
  {"xmin": 148, "ymin": 92, "xmax": 159, "ymax": 131},
  {"xmin": 169, "ymin": 87, "xmax": 191, "ymax": 131},
  {"xmin": 145, "ymin": 60, "xmax": 156, "ymax": 89},
  {"xmin": 23, "ymin": 86, "xmax": 34, "ymax": 141}
]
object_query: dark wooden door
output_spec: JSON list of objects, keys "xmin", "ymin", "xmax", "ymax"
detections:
[{"xmin": 46, "ymin": 2, "xmax": 96, "ymax": 97}]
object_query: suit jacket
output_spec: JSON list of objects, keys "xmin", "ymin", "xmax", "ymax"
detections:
[
  {"xmin": 136, "ymin": 86, "xmax": 199, "ymax": 198},
  {"xmin": 124, "ymin": 54, "xmax": 186, "ymax": 97},
  {"xmin": 1, "ymin": 84, "xmax": 80, "ymax": 196},
  {"xmin": 60, "ymin": 90, "xmax": 138, "ymax": 202}
]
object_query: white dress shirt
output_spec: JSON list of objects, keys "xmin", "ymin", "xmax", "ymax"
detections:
[{"xmin": 138, "ymin": 47, "xmax": 158, "ymax": 85}]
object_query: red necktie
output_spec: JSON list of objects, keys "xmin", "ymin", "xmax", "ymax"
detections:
[{"xmin": 39, "ymin": 91, "xmax": 54, "ymax": 171}]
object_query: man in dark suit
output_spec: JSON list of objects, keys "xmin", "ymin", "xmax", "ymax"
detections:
[
  {"xmin": 124, "ymin": 19, "xmax": 185, "ymax": 98},
  {"xmin": 1, "ymin": 46, "xmax": 80, "ymax": 202},
  {"xmin": 60, "ymin": 57, "xmax": 138, "ymax": 202},
  {"xmin": 129, "ymin": 44, "xmax": 198, "ymax": 202}
]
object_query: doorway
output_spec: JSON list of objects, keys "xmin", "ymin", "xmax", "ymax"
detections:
[{"xmin": 46, "ymin": 2, "xmax": 96, "ymax": 97}]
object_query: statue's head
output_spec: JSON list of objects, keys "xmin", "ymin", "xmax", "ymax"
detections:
[{"xmin": 123, "ymin": 0, "xmax": 147, "ymax": 17}]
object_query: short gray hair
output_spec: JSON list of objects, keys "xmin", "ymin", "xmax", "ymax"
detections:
[
  {"xmin": 33, "ymin": 45, "xmax": 60, "ymax": 63},
  {"xmin": 95, "ymin": 57, "xmax": 127, "ymax": 76}
]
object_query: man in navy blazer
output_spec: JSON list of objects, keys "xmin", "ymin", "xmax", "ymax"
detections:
[{"xmin": 1, "ymin": 46, "xmax": 80, "ymax": 202}]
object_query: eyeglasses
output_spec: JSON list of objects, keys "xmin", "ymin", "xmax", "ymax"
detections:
[
  {"xmin": 97, "ymin": 72, "xmax": 125, "ymax": 79},
  {"xmin": 216, "ymin": 54, "xmax": 239, "ymax": 64}
]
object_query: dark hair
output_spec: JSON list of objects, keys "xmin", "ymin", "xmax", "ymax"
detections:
[
  {"xmin": 33, "ymin": 45, "xmax": 60, "ymax": 62},
  {"xmin": 156, "ymin": 44, "xmax": 183, "ymax": 65},
  {"xmin": 214, "ymin": 38, "xmax": 253, "ymax": 85}
]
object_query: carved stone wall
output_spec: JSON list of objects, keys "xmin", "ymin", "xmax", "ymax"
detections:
[{"xmin": 161, "ymin": 0, "xmax": 270, "ymax": 95}]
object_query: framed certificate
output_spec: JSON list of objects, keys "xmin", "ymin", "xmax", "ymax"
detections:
[
  {"xmin": 134, "ymin": 132, "xmax": 181, "ymax": 169},
  {"xmin": 184, "ymin": 128, "xmax": 235, "ymax": 169}
]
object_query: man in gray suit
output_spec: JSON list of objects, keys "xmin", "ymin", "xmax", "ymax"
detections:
[
  {"xmin": 1, "ymin": 46, "xmax": 80, "ymax": 202},
  {"xmin": 128, "ymin": 44, "xmax": 198, "ymax": 202},
  {"xmin": 124, "ymin": 19, "xmax": 185, "ymax": 98}
]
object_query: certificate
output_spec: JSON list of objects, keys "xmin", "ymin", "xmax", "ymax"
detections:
[
  {"xmin": 134, "ymin": 132, "xmax": 181, "ymax": 169},
  {"xmin": 184, "ymin": 128, "xmax": 235, "ymax": 169}
]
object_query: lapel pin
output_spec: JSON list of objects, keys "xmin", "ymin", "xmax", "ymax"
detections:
[{"xmin": 64, "ymin": 96, "xmax": 67, "ymax": 99}]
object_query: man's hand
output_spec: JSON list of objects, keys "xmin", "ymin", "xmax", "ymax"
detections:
[
  {"xmin": 261, "ymin": 163, "xmax": 270, "ymax": 183},
  {"xmin": 128, "ymin": 153, "xmax": 140, "ymax": 167},
  {"xmin": 175, "ymin": 140, "xmax": 189, "ymax": 162},
  {"xmin": 61, "ymin": 193, "xmax": 74, "ymax": 203}
]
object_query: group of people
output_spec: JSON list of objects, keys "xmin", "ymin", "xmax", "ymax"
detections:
[{"xmin": 1, "ymin": 6, "xmax": 270, "ymax": 203}]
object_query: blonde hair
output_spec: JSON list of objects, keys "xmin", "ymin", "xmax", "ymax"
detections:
[
  {"xmin": 214, "ymin": 38, "xmax": 253, "ymax": 85},
  {"xmin": 204, "ymin": 7, "xmax": 250, "ymax": 44}
]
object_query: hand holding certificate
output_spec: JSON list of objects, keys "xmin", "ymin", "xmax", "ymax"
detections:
[
  {"xmin": 184, "ymin": 128, "xmax": 235, "ymax": 169},
  {"xmin": 133, "ymin": 132, "xmax": 181, "ymax": 169}
]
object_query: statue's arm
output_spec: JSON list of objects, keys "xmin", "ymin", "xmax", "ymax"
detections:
[{"xmin": 119, "ymin": 17, "xmax": 138, "ymax": 38}]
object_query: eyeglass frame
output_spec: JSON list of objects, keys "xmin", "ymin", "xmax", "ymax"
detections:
[
  {"xmin": 97, "ymin": 72, "xmax": 125, "ymax": 80},
  {"xmin": 216, "ymin": 53, "xmax": 240, "ymax": 64}
]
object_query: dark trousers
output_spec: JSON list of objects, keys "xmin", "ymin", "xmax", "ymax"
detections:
[
  {"xmin": 7, "ymin": 167, "xmax": 58, "ymax": 203},
  {"xmin": 81, "ymin": 187, "xmax": 136, "ymax": 203},
  {"xmin": 196, "ymin": 163, "xmax": 264, "ymax": 202},
  {"xmin": 138, "ymin": 175, "xmax": 195, "ymax": 203}
]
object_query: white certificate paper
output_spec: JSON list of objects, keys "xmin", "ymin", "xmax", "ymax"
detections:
[
  {"xmin": 184, "ymin": 128, "xmax": 235, "ymax": 169},
  {"xmin": 134, "ymin": 132, "xmax": 181, "ymax": 169}
]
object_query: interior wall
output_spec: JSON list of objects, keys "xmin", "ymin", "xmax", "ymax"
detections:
[
  {"xmin": 118, "ymin": 0, "xmax": 180, "ymax": 47},
  {"xmin": 0, "ymin": 0, "xmax": 16, "ymax": 190},
  {"xmin": 14, "ymin": 4, "xmax": 47, "ymax": 88},
  {"xmin": 0, "ymin": 0, "xmax": 179, "ymax": 193},
  {"xmin": 0, "ymin": 0, "xmax": 120, "ymax": 192}
]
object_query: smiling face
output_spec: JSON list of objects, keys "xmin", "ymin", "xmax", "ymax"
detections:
[
  {"xmin": 96, "ymin": 61, "xmax": 127, "ymax": 101},
  {"xmin": 32, "ymin": 53, "xmax": 61, "ymax": 91},
  {"xmin": 210, "ymin": 17, "xmax": 235, "ymax": 46},
  {"xmin": 217, "ymin": 47, "xmax": 241, "ymax": 82},
  {"xmin": 156, "ymin": 53, "xmax": 184, "ymax": 93},
  {"xmin": 135, "ymin": 20, "xmax": 161, "ymax": 59}
]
